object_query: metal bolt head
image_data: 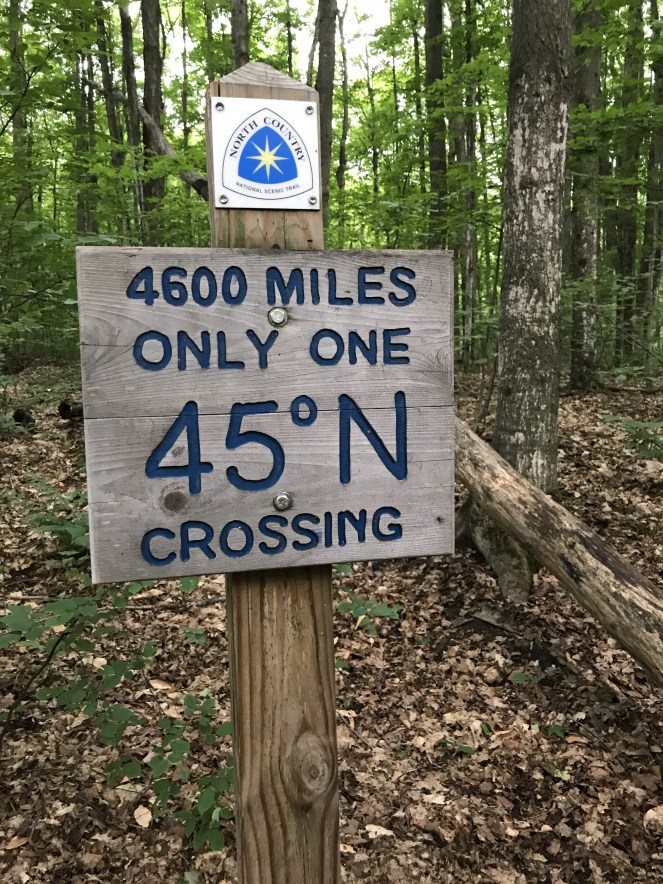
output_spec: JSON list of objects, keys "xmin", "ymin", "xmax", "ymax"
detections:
[
  {"xmin": 305, "ymin": 105, "xmax": 314, "ymax": 115},
  {"xmin": 273, "ymin": 491, "xmax": 293, "ymax": 512},
  {"xmin": 308, "ymin": 196, "xmax": 318, "ymax": 205},
  {"xmin": 218, "ymin": 194, "xmax": 228, "ymax": 205},
  {"xmin": 268, "ymin": 306, "xmax": 288, "ymax": 327},
  {"xmin": 215, "ymin": 101, "xmax": 224, "ymax": 111}
]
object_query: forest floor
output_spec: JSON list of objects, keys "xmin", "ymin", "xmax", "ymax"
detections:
[{"xmin": 1, "ymin": 364, "xmax": 662, "ymax": 884}]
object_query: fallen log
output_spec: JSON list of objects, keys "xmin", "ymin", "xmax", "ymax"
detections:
[{"xmin": 455, "ymin": 416, "xmax": 663, "ymax": 687}]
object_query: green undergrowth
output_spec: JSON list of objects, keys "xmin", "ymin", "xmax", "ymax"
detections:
[{"xmin": 1, "ymin": 481, "xmax": 401, "ymax": 852}]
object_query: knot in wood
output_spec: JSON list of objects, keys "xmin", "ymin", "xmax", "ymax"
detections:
[{"xmin": 286, "ymin": 730, "xmax": 334, "ymax": 807}]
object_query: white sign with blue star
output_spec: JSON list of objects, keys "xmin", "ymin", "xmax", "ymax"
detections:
[{"xmin": 210, "ymin": 97, "xmax": 320, "ymax": 210}]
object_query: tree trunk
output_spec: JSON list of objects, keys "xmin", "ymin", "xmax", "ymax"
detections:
[
  {"xmin": 314, "ymin": 0, "xmax": 337, "ymax": 224},
  {"xmin": 569, "ymin": 4, "xmax": 601, "ymax": 390},
  {"xmin": 335, "ymin": 1, "xmax": 350, "ymax": 248},
  {"xmin": 119, "ymin": 5, "xmax": 144, "ymax": 232},
  {"xmin": 285, "ymin": 0, "xmax": 294, "ymax": 77},
  {"xmin": 636, "ymin": 0, "xmax": 663, "ymax": 362},
  {"xmin": 85, "ymin": 54, "xmax": 99, "ymax": 235},
  {"xmin": 456, "ymin": 417, "xmax": 663, "ymax": 688},
  {"xmin": 480, "ymin": 0, "xmax": 570, "ymax": 604},
  {"xmin": 230, "ymin": 0, "xmax": 250, "ymax": 69},
  {"xmin": 364, "ymin": 50, "xmax": 379, "ymax": 199},
  {"xmin": 462, "ymin": 0, "xmax": 478, "ymax": 369},
  {"xmin": 141, "ymin": 0, "xmax": 165, "ymax": 237},
  {"xmin": 613, "ymin": 0, "xmax": 644, "ymax": 364},
  {"xmin": 95, "ymin": 0, "xmax": 123, "ymax": 170},
  {"xmin": 412, "ymin": 18, "xmax": 427, "ymax": 195},
  {"xmin": 493, "ymin": 0, "xmax": 570, "ymax": 493},
  {"xmin": 9, "ymin": 0, "xmax": 32, "ymax": 214},
  {"xmin": 424, "ymin": 0, "xmax": 448, "ymax": 248},
  {"xmin": 85, "ymin": 77, "xmax": 209, "ymax": 202}
]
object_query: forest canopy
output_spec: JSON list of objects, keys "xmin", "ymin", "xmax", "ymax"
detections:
[{"xmin": 0, "ymin": 0, "xmax": 661, "ymax": 382}]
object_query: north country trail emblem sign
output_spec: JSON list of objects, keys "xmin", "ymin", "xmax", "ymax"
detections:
[{"xmin": 210, "ymin": 97, "xmax": 320, "ymax": 210}]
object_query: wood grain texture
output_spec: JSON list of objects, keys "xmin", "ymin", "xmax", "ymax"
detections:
[
  {"xmin": 227, "ymin": 566, "xmax": 338, "ymax": 883},
  {"xmin": 77, "ymin": 247, "xmax": 453, "ymax": 419},
  {"xmin": 84, "ymin": 406, "xmax": 454, "ymax": 582},
  {"xmin": 208, "ymin": 63, "xmax": 338, "ymax": 884}
]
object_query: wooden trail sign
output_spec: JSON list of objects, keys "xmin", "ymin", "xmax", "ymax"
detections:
[
  {"xmin": 76, "ymin": 61, "xmax": 454, "ymax": 884},
  {"xmin": 77, "ymin": 247, "xmax": 454, "ymax": 584}
]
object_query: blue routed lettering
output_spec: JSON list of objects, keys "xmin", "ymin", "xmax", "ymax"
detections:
[
  {"xmin": 180, "ymin": 520, "xmax": 215, "ymax": 562},
  {"xmin": 133, "ymin": 331, "xmax": 172, "ymax": 371},
  {"xmin": 127, "ymin": 266, "xmax": 158, "ymax": 306},
  {"xmin": 217, "ymin": 331, "xmax": 245, "ymax": 370},
  {"xmin": 145, "ymin": 401, "xmax": 213, "ymax": 494},
  {"xmin": 310, "ymin": 329, "xmax": 344, "ymax": 365},
  {"xmin": 266, "ymin": 267, "xmax": 304, "ymax": 305},
  {"xmin": 328, "ymin": 269, "xmax": 351, "ymax": 305},
  {"xmin": 220, "ymin": 520, "xmax": 254, "ymax": 558},
  {"xmin": 372, "ymin": 506, "xmax": 403, "ymax": 541},
  {"xmin": 225, "ymin": 401, "xmax": 285, "ymax": 491},
  {"xmin": 222, "ymin": 266, "xmax": 247, "ymax": 305},
  {"xmin": 358, "ymin": 267, "xmax": 385, "ymax": 305},
  {"xmin": 388, "ymin": 267, "xmax": 416, "ymax": 305},
  {"xmin": 310, "ymin": 269, "xmax": 320, "ymax": 305},
  {"xmin": 246, "ymin": 328, "xmax": 278, "ymax": 369},
  {"xmin": 162, "ymin": 266, "xmax": 187, "ymax": 305},
  {"xmin": 258, "ymin": 515, "xmax": 288, "ymax": 555},
  {"xmin": 324, "ymin": 511, "xmax": 334, "ymax": 547},
  {"xmin": 348, "ymin": 330, "xmax": 377, "ymax": 365},
  {"xmin": 177, "ymin": 331, "xmax": 211, "ymax": 370},
  {"xmin": 292, "ymin": 513, "xmax": 321, "ymax": 551},
  {"xmin": 339, "ymin": 392, "xmax": 407, "ymax": 485},
  {"xmin": 290, "ymin": 395, "xmax": 318, "ymax": 427},
  {"xmin": 338, "ymin": 509, "xmax": 367, "ymax": 546},
  {"xmin": 141, "ymin": 528, "xmax": 176, "ymax": 565},
  {"xmin": 191, "ymin": 267, "xmax": 217, "ymax": 306},
  {"xmin": 383, "ymin": 328, "xmax": 411, "ymax": 365}
]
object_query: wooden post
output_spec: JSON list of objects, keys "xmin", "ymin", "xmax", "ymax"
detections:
[{"xmin": 205, "ymin": 63, "xmax": 339, "ymax": 883}]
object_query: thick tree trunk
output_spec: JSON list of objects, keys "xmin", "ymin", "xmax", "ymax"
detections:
[
  {"xmin": 493, "ymin": 0, "xmax": 570, "ymax": 493},
  {"xmin": 569, "ymin": 4, "xmax": 601, "ymax": 390},
  {"xmin": 424, "ymin": 0, "xmax": 448, "ymax": 249},
  {"xmin": 230, "ymin": 0, "xmax": 250, "ymax": 68},
  {"xmin": 456, "ymin": 417, "xmax": 663, "ymax": 688},
  {"xmin": 315, "ymin": 0, "xmax": 337, "ymax": 224},
  {"xmin": 479, "ymin": 0, "xmax": 570, "ymax": 604}
]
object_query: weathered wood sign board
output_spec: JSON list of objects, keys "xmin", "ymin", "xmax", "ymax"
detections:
[{"xmin": 77, "ymin": 247, "xmax": 454, "ymax": 584}]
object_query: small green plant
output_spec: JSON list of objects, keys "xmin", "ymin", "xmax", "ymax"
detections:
[
  {"xmin": 602, "ymin": 414, "xmax": 663, "ymax": 460},
  {"xmin": 0, "ymin": 482, "xmax": 235, "ymax": 852},
  {"xmin": 541, "ymin": 761, "xmax": 571, "ymax": 782},
  {"xmin": 509, "ymin": 669, "xmax": 542, "ymax": 686},
  {"xmin": 436, "ymin": 737, "xmax": 477, "ymax": 755},
  {"xmin": 26, "ymin": 480, "xmax": 90, "ymax": 566},
  {"xmin": 336, "ymin": 588, "xmax": 401, "ymax": 636}
]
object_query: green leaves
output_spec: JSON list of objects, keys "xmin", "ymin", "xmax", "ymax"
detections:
[
  {"xmin": 336, "ymin": 589, "xmax": 401, "ymax": 636},
  {"xmin": 602, "ymin": 414, "xmax": 663, "ymax": 460}
]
